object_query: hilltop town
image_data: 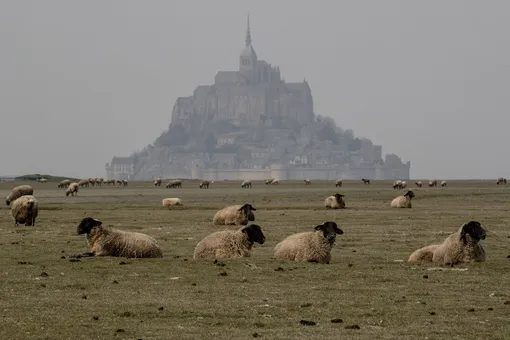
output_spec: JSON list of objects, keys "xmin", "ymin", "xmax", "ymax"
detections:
[{"xmin": 106, "ymin": 17, "xmax": 410, "ymax": 181}]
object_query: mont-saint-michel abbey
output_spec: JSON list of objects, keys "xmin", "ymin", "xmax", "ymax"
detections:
[{"xmin": 106, "ymin": 18, "xmax": 410, "ymax": 181}]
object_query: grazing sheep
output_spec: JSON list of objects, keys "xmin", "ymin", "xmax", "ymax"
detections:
[
  {"xmin": 496, "ymin": 177, "xmax": 507, "ymax": 185},
  {"xmin": 95, "ymin": 178, "xmax": 104, "ymax": 186},
  {"xmin": 304, "ymin": 178, "xmax": 311, "ymax": 185},
  {"xmin": 362, "ymin": 178, "xmax": 370, "ymax": 184},
  {"xmin": 6, "ymin": 185, "xmax": 34, "ymax": 205},
  {"xmin": 429, "ymin": 180, "xmax": 438, "ymax": 187},
  {"xmin": 78, "ymin": 179, "xmax": 90, "ymax": 187},
  {"xmin": 213, "ymin": 203, "xmax": 256, "ymax": 226},
  {"xmin": 401, "ymin": 181, "xmax": 407, "ymax": 188},
  {"xmin": 390, "ymin": 190, "xmax": 415, "ymax": 208},
  {"xmin": 37, "ymin": 178, "xmax": 47, "ymax": 183},
  {"xmin": 265, "ymin": 178, "xmax": 274, "ymax": 185},
  {"xmin": 241, "ymin": 180, "xmax": 252, "ymax": 188},
  {"xmin": 199, "ymin": 180, "xmax": 210, "ymax": 189},
  {"xmin": 274, "ymin": 221, "xmax": 344, "ymax": 264},
  {"xmin": 415, "ymin": 181, "xmax": 423, "ymax": 188},
  {"xmin": 270, "ymin": 179, "xmax": 280, "ymax": 185},
  {"xmin": 10, "ymin": 195, "xmax": 39, "ymax": 226},
  {"xmin": 441, "ymin": 180, "xmax": 447, "ymax": 187},
  {"xmin": 324, "ymin": 193, "xmax": 346, "ymax": 209},
  {"xmin": 166, "ymin": 179, "xmax": 182, "ymax": 188},
  {"xmin": 193, "ymin": 224, "xmax": 265, "ymax": 260},
  {"xmin": 154, "ymin": 178, "xmax": 162, "ymax": 186},
  {"xmin": 58, "ymin": 179, "xmax": 71, "ymax": 188},
  {"xmin": 408, "ymin": 221, "xmax": 486, "ymax": 266},
  {"xmin": 162, "ymin": 198, "xmax": 183, "ymax": 207},
  {"xmin": 122, "ymin": 179, "xmax": 128, "ymax": 186},
  {"xmin": 74, "ymin": 217, "xmax": 163, "ymax": 258},
  {"xmin": 88, "ymin": 178, "xmax": 96, "ymax": 187},
  {"xmin": 66, "ymin": 182, "xmax": 79, "ymax": 196},
  {"xmin": 116, "ymin": 180, "xmax": 123, "ymax": 185},
  {"xmin": 335, "ymin": 179, "xmax": 342, "ymax": 187},
  {"xmin": 393, "ymin": 180, "xmax": 403, "ymax": 189}
]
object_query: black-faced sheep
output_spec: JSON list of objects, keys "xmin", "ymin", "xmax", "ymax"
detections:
[
  {"xmin": 241, "ymin": 180, "xmax": 252, "ymax": 188},
  {"xmin": 441, "ymin": 180, "xmax": 447, "ymax": 187},
  {"xmin": 496, "ymin": 177, "xmax": 507, "ymax": 185},
  {"xmin": 199, "ymin": 180, "xmax": 210, "ymax": 189},
  {"xmin": 429, "ymin": 180, "xmax": 437, "ymax": 187},
  {"xmin": 362, "ymin": 178, "xmax": 370, "ymax": 184},
  {"xmin": 390, "ymin": 190, "xmax": 415, "ymax": 208},
  {"xmin": 74, "ymin": 217, "xmax": 163, "ymax": 258},
  {"xmin": 154, "ymin": 178, "xmax": 162, "ymax": 186},
  {"xmin": 415, "ymin": 181, "xmax": 423, "ymax": 188},
  {"xmin": 193, "ymin": 224, "xmax": 265, "ymax": 260},
  {"xmin": 213, "ymin": 203, "xmax": 256, "ymax": 226},
  {"xmin": 273, "ymin": 221, "xmax": 344, "ymax": 264},
  {"xmin": 10, "ymin": 195, "xmax": 38, "ymax": 226},
  {"xmin": 408, "ymin": 221, "xmax": 486, "ymax": 266},
  {"xmin": 66, "ymin": 183, "xmax": 79, "ymax": 196},
  {"xmin": 6, "ymin": 185, "xmax": 34, "ymax": 205},
  {"xmin": 265, "ymin": 178, "xmax": 274, "ymax": 185},
  {"xmin": 324, "ymin": 193, "xmax": 346, "ymax": 209},
  {"xmin": 166, "ymin": 179, "xmax": 182, "ymax": 188},
  {"xmin": 304, "ymin": 179, "xmax": 311, "ymax": 185},
  {"xmin": 335, "ymin": 179, "xmax": 342, "ymax": 187}
]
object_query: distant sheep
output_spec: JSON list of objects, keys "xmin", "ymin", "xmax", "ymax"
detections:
[
  {"xmin": 324, "ymin": 193, "xmax": 346, "ymax": 209},
  {"xmin": 74, "ymin": 217, "xmax": 163, "ymax": 258},
  {"xmin": 415, "ymin": 181, "xmax": 423, "ymax": 188},
  {"xmin": 66, "ymin": 183, "xmax": 79, "ymax": 196},
  {"xmin": 265, "ymin": 178, "xmax": 274, "ymax": 185},
  {"xmin": 401, "ymin": 181, "xmax": 407, "ymax": 188},
  {"xmin": 199, "ymin": 180, "xmax": 210, "ymax": 189},
  {"xmin": 162, "ymin": 198, "xmax": 183, "ymax": 207},
  {"xmin": 95, "ymin": 178, "xmax": 104, "ymax": 186},
  {"xmin": 88, "ymin": 178, "xmax": 96, "ymax": 187},
  {"xmin": 304, "ymin": 178, "xmax": 311, "ymax": 185},
  {"xmin": 393, "ymin": 180, "xmax": 403, "ymax": 189},
  {"xmin": 78, "ymin": 179, "xmax": 90, "ymax": 187},
  {"xmin": 335, "ymin": 179, "xmax": 342, "ymax": 187},
  {"xmin": 213, "ymin": 203, "xmax": 256, "ymax": 226},
  {"xmin": 193, "ymin": 224, "xmax": 265, "ymax": 260},
  {"xmin": 496, "ymin": 177, "xmax": 507, "ymax": 185},
  {"xmin": 274, "ymin": 221, "xmax": 344, "ymax": 264},
  {"xmin": 10, "ymin": 195, "xmax": 39, "ymax": 226},
  {"xmin": 429, "ymin": 180, "xmax": 438, "ymax": 187},
  {"xmin": 390, "ymin": 190, "xmax": 415, "ymax": 208},
  {"xmin": 37, "ymin": 178, "xmax": 47, "ymax": 183},
  {"xmin": 154, "ymin": 178, "xmax": 162, "ymax": 186},
  {"xmin": 362, "ymin": 178, "xmax": 370, "ymax": 184},
  {"xmin": 122, "ymin": 179, "xmax": 128, "ymax": 186},
  {"xmin": 270, "ymin": 179, "xmax": 279, "ymax": 185},
  {"xmin": 408, "ymin": 221, "xmax": 486, "ymax": 266},
  {"xmin": 58, "ymin": 179, "xmax": 71, "ymax": 188},
  {"xmin": 441, "ymin": 180, "xmax": 447, "ymax": 187},
  {"xmin": 241, "ymin": 180, "xmax": 252, "ymax": 188},
  {"xmin": 166, "ymin": 179, "xmax": 182, "ymax": 188},
  {"xmin": 6, "ymin": 185, "xmax": 34, "ymax": 205}
]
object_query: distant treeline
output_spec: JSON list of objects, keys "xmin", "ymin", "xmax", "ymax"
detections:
[{"xmin": 15, "ymin": 174, "xmax": 80, "ymax": 182}]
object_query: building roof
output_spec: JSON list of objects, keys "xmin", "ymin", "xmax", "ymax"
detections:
[{"xmin": 110, "ymin": 157, "xmax": 134, "ymax": 165}]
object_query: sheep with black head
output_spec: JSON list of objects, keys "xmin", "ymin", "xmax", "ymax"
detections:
[
  {"xmin": 213, "ymin": 203, "xmax": 256, "ymax": 226},
  {"xmin": 324, "ymin": 193, "xmax": 346, "ymax": 209}
]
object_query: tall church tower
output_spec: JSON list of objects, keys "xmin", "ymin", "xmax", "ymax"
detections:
[{"xmin": 239, "ymin": 15, "xmax": 257, "ymax": 84}]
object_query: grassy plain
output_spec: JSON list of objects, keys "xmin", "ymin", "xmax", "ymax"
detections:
[{"xmin": 0, "ymin": 179, "xmax": 509, "ymax": 340}]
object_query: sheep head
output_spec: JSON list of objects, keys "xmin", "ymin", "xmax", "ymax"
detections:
[
  {"xmin": 460, "ymin": 221, "xmax": 486, "ymax": 243},
  {"xmin": 404, "ymin": 190, "xmax": 415, "ymax": 198},
  {"xmin": 334, "ymin": 193, "xmax": 344, "ymax": 203},
  {"xmin": 242, "ymin": 224, "xmax": 265, "ymax": 244},
  {"xmin": 77, "ymin": 217, "xmax": 102, "ymax": 235},
  {"xmin": 315, "ymin": 221, "xmax": 343, "ymax": 243},
  {"xmin": 238, "ymin": 204, "xmax": 256, "ymax": 220},
  {"xmin": 5, "ymin": 198, "xmax": 10, "ymax": 206}
]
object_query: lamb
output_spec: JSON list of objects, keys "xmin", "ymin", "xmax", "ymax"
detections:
[
  {"xmin": 335, "ymin": 179, "xmax": 342, "ymax": 187},
  {"xmin": 66, "ymin": 182, "xmax": 79, "ymax": 196},
  {"xmin": 362, "ymin": 178, "xmax": 370, "ymax": 184},
  {"xmin": 193, "ymin": 224, "xmax": 265, "ymax": 260},
  {"xmin": 496, "ymin": 177, "xmax": 507, "ymax": 185},
  {"xmin": 213, "ymin": 203, "xmax": 256, "ymax": 226},
  {"xmin": 415, "ymin": 181, "xmax": 423, "ymax": 188},
  {"xmin": 441, "ymin": 180, "xmax": 447, "ymax": 187},
  {"xmin": 57, "ymin": 179, "xmax": 71, "ymax": 188},
  {"xmin": 10, "ymin": 195, "xmax": 39, "ymax": 226},
  {"xmin": 154, "ymin": 178, "xmax": 162, "ymax": 186},
  {"xmin": 6, "ymin": 185, "xmax": 34, "ymax": 205},
  {"xmin": 162, "ymin": 198, "xmax": 183, "ymax": 207},
  {"xmin": 390, "ymin": 190, "xmax": 415, "ymax": 208},
  {"xmin": 74, "ymin": 217, "xmax": 163, "ymax": 258},
  {"xmin": 324, "ymin": 193, "xmax": 346, "ymax": 209},
  {"xmin": 408, "ymin": 221, "xmax": 486, "ymax": 266},
  {"xmin": 429, "ymin": 180, "xmax": 438, "ymax": 187},
  {"xmin": 273, "ymin": 221, "xmax": 344, "ymax": 264},
  {"xmin": 199, "ymin": 180, "xmax": 210, "ymax": 189},
  {"xmin": 304, "ymin": 178, "xmax": 312, "ymax": 185},
  {"xmin": 241, "ymin": 180, "xmax": 252, "ymax": 188}
]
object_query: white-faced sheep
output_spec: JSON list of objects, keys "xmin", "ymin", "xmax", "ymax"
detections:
[
  {"xmin": 274, "ymin": 221, "xmax": 344, "ymax": 264},
  {"xmin": 408, "ymin": 221, "xmax": 486, "ymax": 266},
  {"xmin": 74, "ymin": 217, "xmax": 163, "ymax": 258},
  {"xmin": 6, "ymin": 185, "xmax": 34, "ymax": 205},
  {"xmin": 496, "ymin": 177, "xmax": 507, "ymax": 185},
  {"xmin": 335, "ymin": 179, "xmax": 342, "ymax": 187},
  {"xmin": 441, "ymin": 180, "xmax": 447, "ymax": 187},
  {"xmin": 324, "ymin": 193, "xmax": 346, "ymax": 209},
  {"xmin": 166, "ymin": 179, "xmax": 182, "ymax": 188},
  {"xmin": 415, "ymin": 181, "xmax": 423, "ymax": 188},
  {"xmin": 213, "ymin": 203, "xmax": 256, "ymax": 226},
  {"xmin": 10, "ymin": 195, "xmax": 38, "ymax": 226},
  {"xmin": 162, "ymin": 198, "xmax": 183, "ymax": 207},
  {"xmin": 304, "ymin": 178, "xmax": 311, "ymax": 185},
  {"xmin": 362, "ymin": 178, "xmax": 370, "ymax": 184},
  {"xmin": 199, "ymin": 180, "xmax": 210, "ymax": 189},
  {"xmin": 154, "ymin": 178, "xmax": 162, "ymax": 186},
  {"xmin": 429, "ymin": 180, "xmax": 438, "ymax": 187},
  {"xmin": 193, "ymin": 224, "xmax": 265, "ymax": 260},
  {"xmin": 390, "ymin": 190, "xmax": 415, "ymax": 208},
  {"xmin": 66, "ymin": 183, "xmax": 79, "ymax": 196},
  {"xmin": 241, "ymin": 180, "xmax": 252, "ymax": 188},
  {"xmin": 57, "ymin": 179, "xmax": 71, "ymax": 188}
]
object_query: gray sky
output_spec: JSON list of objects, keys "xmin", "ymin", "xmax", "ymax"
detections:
[{"xmin": 1, "ymin": 0, "xmax": 509, "ymax": 179}]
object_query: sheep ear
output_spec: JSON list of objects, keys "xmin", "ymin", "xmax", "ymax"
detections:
[
  {"xmin": 314, "ymin": 224, "xmax": 324, "ymax": 231},
  {"xmin": 238, "ymin": 204, "xmax": 247, "ymax": 211},
  {"xmin": 93, "ymin": 218, "xmax": 102, "ymax": 226},
  {"xmin": 335, "ymin": 226, "xmax": 344, "ymax": 234}
]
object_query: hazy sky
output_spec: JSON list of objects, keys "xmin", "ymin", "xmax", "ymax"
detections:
[{"xmin": 1, "ymin": 1, "xmax": 509, "ymax": 179}]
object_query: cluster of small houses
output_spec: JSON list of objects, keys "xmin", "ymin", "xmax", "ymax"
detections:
[{"xmin": 4, "ymin": 175, "xmax": 500, "ymax": 267}]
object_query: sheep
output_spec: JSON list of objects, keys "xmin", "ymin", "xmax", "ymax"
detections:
[
  {"xmin": 362, "ymin": 178, "xmax": 370, "ymax": 184},
  {"xmin": 415, "ymin": 181, "xmax": 423, "ymax": 188},
  {"xmin": 6, "ymin": 185, "xmax": 34, "ymax": 205},
  {"xmin": 88, "ymin": 178, "xmax": 96, "ymax": 187},
  {"xmin": 270, "ymin": 179, "xmax": 279, "ymax": 185},
  {"xmin": 10, "ymin": 195, "xmax": 38, "ymax": 226},
  {"xmin": 166, "ymin": 179, "xmax": 182, "ymax": 188},
  {"xmin": 390, "ymin": 190, "xmax": 415, "ymax": 208},
  {"xmin": 441, "ymin": 180, "xmax": 447, "ymax": 187},
  {"xmin": 408, "ymin": 221, "xmax": 486, "ymax": 266},
  {"xmin": 199, "ymin": 180, "xmax": 210, "ymax": 189},
  {"xmin": 57, "ymin": 179, "xmax": 71, "ymax": 188},
  {"xmin": 154, "ymin": 178, "xmax": 162, "ymax": 186},
  {"xmin": 429, "ymin": 180, "xmax": 437, "ymax": 187},
  {"xmin": 96, "ymin": 178, "xmax": 104, "ymax": 186},
  {"xmin": 66, "ymin": 182, "xmax": 79, "ymax": 196},
  {"xmin": 162, "ymin": 198, "xmax": 183, "ymax": 207},
  {"xmin": 335, "ymin": 179, "xmax": 342, "ymax": 187},
  {"xmin": 78, "ymin": 179, "xmax": 90, "ymax": 187},
  {"xmin": 74, "ymin": 217, "xmax": 163, "ymax": 258},
  {"xmin": 122, "ymin": 179, "xmax": 128, "ymax": 186},
  {"xmin": 213, "ymin": 203, "xmax": 256, "ymax": 226},
  {"xmin": 324, "ymin": 193, "xmax": 346, "ymax": 209},
  {"xmin": 265, "ymin": 178, "xmax": 274, "ymax": 185},
  {"xmin": 37, "ymin": 178, "xmax": 47, "ymax": 183},
  {"xmin": 273, "ymin": 221, "xmax": 344, "ymax": 264},
  {"xmin": 304, "ymin": 178, "xmax": 312, "ymax": 185},
  {"xmin": 193, "ymin": 224, "xmax": 265, "ymax": 260},
  {"xmin": 241, "ymin": 180, "xmax": 252, "ymax": 188},
  {"xmin": 116, "ymin": 180, "xmax": 123, "ymax": 185},
  {"xmin": 393, "ymin": 180, "xmax": 403, "ymax": 189},
  {"xmin": 496, "ymin": 177, "xmax": 507, "ymax": 185},
  {"xmin": 401, "ymin": 181, "xmax": 407, "ymax": 188}
]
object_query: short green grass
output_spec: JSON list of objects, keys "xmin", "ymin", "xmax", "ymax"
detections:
[{"xmin": 0, "ymin": 179, "xmax": 509, "ymax": 340}]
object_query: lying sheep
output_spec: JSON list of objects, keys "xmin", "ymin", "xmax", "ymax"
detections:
[
  {"xmin": 408, "ymin": 221, "xmax": 486, "ymax": 266},
  {"xmin": 304, "ymin": 178, "xmax": 311, "ymax": 185},
  {"xmin": 241, "ymin": 180, "xmax": 252, "ymax": 188},
  {"xmin": 324, "ymin": 193, "xmax": 346, "ymax": 209},
  {"xmin": 154, "ymin": 178, "xmax": 162, "ymax": 186},
  {"xmin": 162, "ymin": 198, "xmax": 183, "ymax": 207},
  {"xmin": 57, "ymin": 179, "xmax": 71, "ymax": 188},
  {"xmin": 335, "ymin": 179, "xmax": 342, "ymax": 187},
  {"xmin": 441, "ymin": 180, "xmax": 447, "ymax": 187},
  {"xmin": 213, "ymin": 203, "xmax": 256, "ymax": 226},
  {"xmin": 193, "ymin": 224, "xmax": 265, "ymax": 260},
  {"xmin": 415, "ymin": 181, "xmax": 423, "ymax": 188},
  {"xmin": 199, "ymin": 180, "xmax": 210, "ymax": 189},
  {"xmin": 66, "ymin": 182, "xmax": 79, "ymax": 196},
  {"xmin": 274, "ymin": 221, "xmax": 344, "ymax": 264},
  {"xmin": 496, "ymin": 177, "xmax": 507, "ymax": 185},
  {"xmin": 166, "ymin": 179, "xmax": 182, "ymax": 188},
  {"xmin": 362, "ymin": 178, "xmax": 370, "ymax": 184},
  {"xmin": 6, "ymin": 185, "xmax": 34, "ymax": 205},
  {"xmin": 390, "ymin": 190, "xmax": 415, "ymax": 208},
  {"xmin": 10, "ymin": 195, "xmax": 39, "ymax": 226},
  {"xmin": 74, "ymin": 217, "xmax": 163, "ymax": 258}
]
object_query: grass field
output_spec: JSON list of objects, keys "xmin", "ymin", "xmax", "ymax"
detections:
[{"xmin": 0, "ymin": 179, "xmax": 509, "ymax": 340}]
